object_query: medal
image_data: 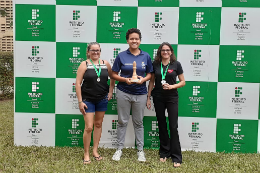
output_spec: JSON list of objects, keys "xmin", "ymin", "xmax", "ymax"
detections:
[
  {"xmin": 89, "ymin": 59, "xmax": 101, "ymax": 82},
  {"xmin": 161, "ymin": 80, "xmax": 166, "ymax": 85},
  {"xmin": 161, "ymin": 62, "xmax": 170, "ymax": 85}
]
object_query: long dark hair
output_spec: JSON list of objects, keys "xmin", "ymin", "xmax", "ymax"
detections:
[{"xmin": 154, "ymin": 42, "xmax": 176, "ymax": 64}]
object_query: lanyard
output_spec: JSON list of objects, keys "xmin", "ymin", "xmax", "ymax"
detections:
[
  {"xmin": 161, "ymin": 62, "xmax": 170, "ymax": 80},
  {"xmin": 89, "ymin": 59, "xmax": 101, "ymax": 78}
]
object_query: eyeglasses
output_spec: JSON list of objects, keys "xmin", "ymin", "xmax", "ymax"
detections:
[
  {"xmin": 161, "ymin": 49, "xmax": 171, "ymax": 52},
  {"xmin": 89, "ymin": 50, "xmax": 101, "ymax": 53}
]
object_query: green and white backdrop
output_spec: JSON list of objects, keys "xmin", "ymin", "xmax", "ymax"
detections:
[{"xmin": 14, "ymin": 0, "xmax": 260, "ymax": 153}]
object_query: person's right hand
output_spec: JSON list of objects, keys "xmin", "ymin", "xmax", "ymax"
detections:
[
  {"xmin": 146, "ymin": 99, "xmax": 151, "ymax": 110},
  {"xmin": 79, "ymin": 102, "xmax": 88, "ymax": 115},
  {"xmin": 125, "ymin": 78, "xmax": 132, "ymax": 85}
]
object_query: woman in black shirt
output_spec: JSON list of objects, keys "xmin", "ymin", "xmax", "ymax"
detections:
[
  {"xmin": 76, "ymin": 42, "xmax": 115, "ymax": 164},
  {"xmin": 147, "ymin": 42, "xmax": 185, "ymax": 168}
]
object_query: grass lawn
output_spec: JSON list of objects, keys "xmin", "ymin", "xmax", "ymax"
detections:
[{"xmin": 0, "ymin": 100, "xmax": 260, "ymax": 173}]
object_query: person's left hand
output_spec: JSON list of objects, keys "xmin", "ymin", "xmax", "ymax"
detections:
[
  {"xmin": 146, "ymin": 99, "xmax": 152, "ymax": 110},
  {"xmin": 162, "ymin": 83, "xmax": 175, "ymax": 90},
  {"xmin": 107, "ymin": 92, "xmax": 113, "ymax": 101},
  {"xmin": 136, "ymin": 76, "xmax": 144, "ymax": 85}
]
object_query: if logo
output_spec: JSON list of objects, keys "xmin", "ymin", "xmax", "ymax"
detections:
[
  {"xmin": 193, "ymin": 86, "xmax": 200, "ymax": 96},
  {"xmin": 152, "ymin": 121, "xmax": 158, "ymax": 131},
  {"xmin": 113, "ymin": 48, "xmax": 121, "ymax": 58},
  {"xmin": 73, "ymin": 47, "xmax": 80, "ymax": 57},
  {"xmin": 73, "ymin": 10, "xmax": 80, "ymax": 20},
  {"xmin": 72, "ymin": 119, "xmax": 79, "ymax": 128},
  {"xmin": 238, "ymin": 12, "xmax": 246, "ymax": 23},
  {"xmin": 32, "ymin": 46, "xmax": 39, "ymax": 56},
  {"xmin": 236, "ymin": 50, "xmax": 244, "ymax": 60},
  {"xmin": 153, "ymin": 49, "xmax": 158, "ymax": 60},
  {"xmin": 29, "ymin": 118, "xmax": 42, "ymax": 134},
  {"xmin": 32, "ymin": 9, "xmax": 39, "ymax": 19},
  {"xmin": 155, "ymin": 12, "xmax": 162, "ymax": 22},
  {"xmin": 194, "ymin": 50, "xmax": 202, "ymax": 60},
  {"xmin": 113, "ymin": 11, "xmax": 121, "ymax": 22},
  {"xmin": 196, "ymin": 12, "xmax": 204, "ymax": 22},
  {"xmin": 72, "ymin": 83, "xmax": 76, "ymax": 92},
  {"xmin": 235, "ymin": 87, "xmax": 242, "ymax": 97},
  {"xmin": 32, "ymin": 118, "xmax": 39, "ymax": 128},
  {"xmin": 155, "ymin": 0, "xmax": 163, "ymax": 2},
  {"xmin": 233, "ymin": 124, "xmax": 241, "ymax": 134},
  {"xmin": 192, "ymin": 122, "xmax": 199, "ymax": 132},
  {"xmin": 32, "ymin": 82, "xmax": 39, "ymax": 92},
  {"xmin": 112, "ymin": 120, "xmax": 118, "ymax": 129}
]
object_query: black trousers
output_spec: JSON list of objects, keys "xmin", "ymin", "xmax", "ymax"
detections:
[{"xmin": 153, "ymin": 96, "xmax": 182, "ymax": 163}]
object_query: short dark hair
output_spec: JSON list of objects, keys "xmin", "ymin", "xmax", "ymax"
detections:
[
  {"xmin": 126, "ymin": 28, "xmax": 142, "ymax": 40},
  {"xmin": 154, "ymin": 42, "xmax": 176, "ymax": 64}
]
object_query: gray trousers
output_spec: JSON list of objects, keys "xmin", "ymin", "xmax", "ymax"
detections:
[{"xmin": 116, "ymin": 89, "xmax": 147, "ymax": 151}]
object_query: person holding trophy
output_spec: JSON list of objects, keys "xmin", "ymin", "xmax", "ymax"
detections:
[
  {"xmin": 146, "ymin": 42, "xmax": 185, "ymax": 168},
  {"xmin": 111, "ymin": 28, "xmax": 153, "ymax": 162}
]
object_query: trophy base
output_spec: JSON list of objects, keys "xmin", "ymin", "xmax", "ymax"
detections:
[{"xmin": 130, "ymin": 79, "xmax": 140, "ymax": 83}]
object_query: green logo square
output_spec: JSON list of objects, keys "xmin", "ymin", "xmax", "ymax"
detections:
[
  {"xmin": 97, "ymin": 6, "xmax": 137, "ymax": 43},
  {"xmin": 178, "ymin": 81, "xmax": 217, "ymax": 118},
  {"xmin": 15, "ymin": 77, "xmax": 55, "ymax": 113},
  {"xmin": 15, "ymin": 4, "xmax": 56, "ymax": 41},
  {"xmin": 55, "ymin": 114, "xmax": 85, "ymax": 147},
  {"xmin": 143, "ymin": 116, "xmax": 164, "ymax": 149},
  {"xmin": 216, "ymin": 119, "xmax": 258, "ymax": 153},
  {"xmin": 56, "ymin": 42, "xmax": 88, "ymax": 78},
  {"xmin": 219, "ymin": 46, "xmax": 260, "ymax": 83},
  {"xmin": 178, "ymin": 7, "xmax": 221, "ymax": 45}
]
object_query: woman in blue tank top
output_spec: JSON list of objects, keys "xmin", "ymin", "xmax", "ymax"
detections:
[{"xmin": 75, "ymin": 42, "xmax": 115, "ymax": 164}]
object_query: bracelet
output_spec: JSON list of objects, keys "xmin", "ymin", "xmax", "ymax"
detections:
[{"xmin": 78, "ymin": 101, "xmax": 83, "ymax": 103}]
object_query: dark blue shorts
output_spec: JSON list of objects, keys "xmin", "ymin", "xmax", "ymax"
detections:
[{"xmin": 83, "ymin": 96, "xmax": 108, "ymax": 113}]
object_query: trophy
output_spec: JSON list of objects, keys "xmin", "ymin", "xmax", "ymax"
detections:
[{"xmin": 130, "ymin": 61, "xmax": 140, "ymax": 83}]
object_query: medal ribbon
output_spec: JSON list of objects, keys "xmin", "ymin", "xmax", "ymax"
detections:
[
  {"xmin": 89, "ymin": 59, "xmax": 101, "ymax": 79},
  {"xmin": 161, "ymin": 62, "xmax": 170, "ymax": 81}
]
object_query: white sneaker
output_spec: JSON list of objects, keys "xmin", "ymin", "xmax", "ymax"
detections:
[
  {"xmin": 137, "ymin": 150, "xmax": 146, "ymax": 162},
  {"xmin": 112, "ymin": 150, "xmax": 122, "ymax": 161}
]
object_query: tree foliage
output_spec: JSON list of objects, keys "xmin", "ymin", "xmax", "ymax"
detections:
[
  {"xmin": 0, "ymin": 51, "xmax": 13, "ymax": 100},
  {"xmin": 0, "ymin": 8, "xmax": 7, "ymax": 17}
]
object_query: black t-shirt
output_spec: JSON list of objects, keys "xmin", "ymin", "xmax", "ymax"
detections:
[{"xmin": 151, "ymin": 60, "xmax": 183, "ymax": 98}]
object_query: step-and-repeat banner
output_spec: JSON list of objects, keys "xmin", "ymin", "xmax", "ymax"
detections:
[{"xmin": 14, "ymin": 0, "xmax": 260, "ymax": 153}]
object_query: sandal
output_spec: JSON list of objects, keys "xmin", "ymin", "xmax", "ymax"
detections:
[
  {"xmin": 173, "ymin": 162, "xmax": 181, "ymax": 168},
  {"xmin": 93, "ymin": 155, "xmax": 103, "ymax": 161},
  {"xmin": 83, "ymin": 160, "xmax": 91, "ymax": 164}
]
